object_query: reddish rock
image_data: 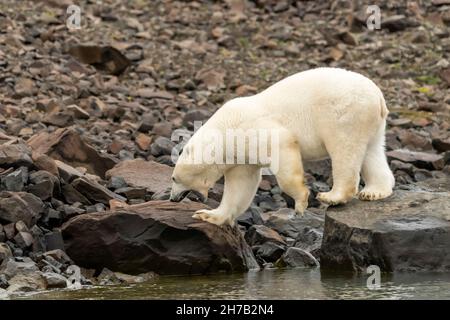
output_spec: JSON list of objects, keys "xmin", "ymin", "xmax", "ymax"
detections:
[
  {"xmin": 106, "ymin": 159, "xmax": 173, "ymax": 194},
  {"xmin": 386, "ymin": 149, "xmax": 445, "ymax": 170},
  {"xmin": 27, "ymin": 128, "xmax": 117, "ymax": 178}
]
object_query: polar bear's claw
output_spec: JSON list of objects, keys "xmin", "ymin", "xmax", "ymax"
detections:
[{"xmin": 358, "ymin": 189, "xmax": 392, "ymax": 201}]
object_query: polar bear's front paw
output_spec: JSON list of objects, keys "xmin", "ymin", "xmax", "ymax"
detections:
[
  {"xmin": 192, "ymin": 209, "xmax": 232, "ymax": 227},
  {"xmin": 316, "ymin": 191, "xmax": 350, "ymax": 206}
]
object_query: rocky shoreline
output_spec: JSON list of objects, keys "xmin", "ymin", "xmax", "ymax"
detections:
[{"xmin": 1, "ymin": 0, "xmax": 450, "ymax": 298}]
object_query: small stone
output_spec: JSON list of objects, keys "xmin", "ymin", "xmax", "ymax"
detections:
[
  {"xmin": 32, "ymin": 153, "xmax": 59, "ymax": 177},
  {"xmin": 276, "ymin": 247, "xmax": 319, "ymax": 268},
  {"xmin": 14, "ymin": 78, "xmax": 36, "ymax": 97},
  {"xmin": 28, "ymin": 170, "xmax": 59, "ymax": 200},
  {"xmin": 150, "ymin": 136, "xmax": 176, "ymax": 157},
  {"xmin": 182, "ymin": 109, "xmax": 211, "ymax": 129},
  {"xmin": 152, "ymin": 122, "xmax": 173, "ymax": 138},
  {"xmin": 42, "ymin": 112, "xmax": 74, "ymax": 127},
  {"xmin": 256, "ymin": 241, "xmax": 286, "ymax": 263},
  {"xmin": 244, "ymin": 225, "xmax": 286, "ymax": 246},
  {"xmin": 67, "ymin": 105, "xmax": 90, "ymax": 119},
  {"xmin": 55, "ymin": 160, "xmax": 83, "ymax": 183},
  {"xmin": 62, "ymin": 184, "xmax": 91, "ymax": 205},
  {"xmin": 71, "ymin": 176, "xmax": 126, "ymax": 205},
  {"xmin": 135, "ymin": 133, "xmax": 152, "ymax": 151},
  {"xmin": 44, "ymin": 249, "xmax": 73, "ymax": 266},
  {"xmin": 3, "ymin": 223, "xmax": 16, "ymax": 240},
  {"xmin": 42, "ymin": 272, "xmax": 68, "ymax": 288},
  {"xmin": 14, "ymin": 231, "xmax": 34, "ymax": 248},
  {"xmin": 1, "ymin": 166, "xmax": 28, "ymax": 191},
  {"xmin": 137, "ymin": 113, "xmax": 158, "ymax": 133},
  {"xmin": 237, "ymin": 207, "xmax": 264, "ymax": 228}
]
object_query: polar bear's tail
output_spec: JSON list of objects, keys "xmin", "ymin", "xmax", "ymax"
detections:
[{"xmin": 379, "ymin": 95, "xmax": 389, "ymax": 119}]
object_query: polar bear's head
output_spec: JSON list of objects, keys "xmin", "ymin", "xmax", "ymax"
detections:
[{"xmin": 169, "ymin": 140, "xmax": 223, "ymax": 203}]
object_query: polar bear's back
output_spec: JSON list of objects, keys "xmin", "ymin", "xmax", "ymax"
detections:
[
  {"xmin": 257, "ymin": 67, "xmax": 385, "ymax": 123},
  {"xmin": 254, "ymin": 68, "xmax": 387, "ymax": 160}
]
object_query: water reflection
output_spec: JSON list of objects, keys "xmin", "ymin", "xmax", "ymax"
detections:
[{"xmin": 16, "ymin": 269, "xmax": 450, "ymax": 300}]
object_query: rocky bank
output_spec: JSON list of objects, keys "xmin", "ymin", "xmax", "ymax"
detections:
[{"xmin": 1, "ymin": 0, "xmax": 450, "ymax": 297}]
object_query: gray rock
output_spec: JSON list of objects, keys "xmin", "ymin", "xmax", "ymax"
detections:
[
  {"xmin": 264, "ymin": 208, "xmax": 324, "ymax": 239},
  {"xmin": 55, "ymin": 160, "xmax": 83, "ymax": 183},
  {"xmin": 321, "ymin": 180, "xmax": 450, "ymax": 272},
  {"xmin": 1, "ymin": 167, "xmax": 28, "ymax": 191},
  {"xmin": 276, "ymin": 247, "xmax": 319, "ymax": 268},
  {"xmin": 107, "ymin": 176, "xmax": 128, "ymax": 190},
  {"xmin": 245, "ymin": 225, "xmax": 286, "ymax": 246},
  {"xmin": 150, "ymin": 136, "xmax": 175, "ymax": 156},
  {"xmin": 293, "ymin": 227, "xmax": 323, "ymax": 260},
  {"xmin": 13, "ymin": 231, "xmax": 34, "ymax": 248},
  {"xmin": 7, "ymin": 272, "xmax": 47, "ymax": 293},
  {"xmin": 71, "ymin": 176, "xmax": 126, "ymax": 205},
  {"xmin": 61, "ymin": 184, "xmax": 91, "ymax": 205},
  {"xmin": 27, "ymin": 170, "xmax": 59, "ymax": 200},
  {"xmin": 255, "ymin": 241, "xmax": 286, "ymax": 263},
  {"xmin": 44, "ymin": 231, "xmax": 66, "ymax": 251},
  {"xmin": 1, "ymin": 257, "xmax": 39, "ymax": 279},
  {"xmin": 42, "ymin": 272, "xmax": 67, "ymax": 288},
  {"xmin": 44, "ymin": 249, "xmax": 73, "ymax": 266},
  {"xmin": 237, "ymin": 207, "xmax": 264, "ymax": 228}
]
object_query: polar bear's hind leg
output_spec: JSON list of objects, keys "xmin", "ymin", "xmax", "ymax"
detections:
[
  {"xmin": 358, "ymin": 128, "xmax": 395, "ymax": 201},
  {"xmin": 317, "ymin": 138, "xmax": 367, "ymax": 205}
]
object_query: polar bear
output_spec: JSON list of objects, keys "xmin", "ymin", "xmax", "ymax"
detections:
[{"xmin": 170, "ymin": 67, "xmax": 395, "ymax": 226}]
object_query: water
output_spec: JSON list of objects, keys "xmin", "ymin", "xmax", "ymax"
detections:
[{"xmin": 13, "ymin": 269, "xmax": 450, "ymax": 300}]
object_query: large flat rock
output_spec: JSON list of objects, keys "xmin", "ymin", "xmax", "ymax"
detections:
[
  {"xmin": 61, "ymin": 200, "xmax": 258, "ymax": 275},
  {"xmin": 105, "ymin": 159, "xmax": 173, "ymax": 195},
  {"xmin": 321, "ymin": 179, "xmax": 450, "ymax": 272}
]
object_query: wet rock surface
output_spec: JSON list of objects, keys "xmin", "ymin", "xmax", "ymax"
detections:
[{"xmin": 62, "ymin": 200, "xmax": 259, "ymax": 275}]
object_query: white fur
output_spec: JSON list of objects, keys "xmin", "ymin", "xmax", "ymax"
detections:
[{"xmin": 170, "ymin": 68, "xmax": 395, "ymax": 226}]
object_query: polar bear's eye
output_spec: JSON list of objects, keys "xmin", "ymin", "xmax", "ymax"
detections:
[{"xmin": 172, "ymin": 176, "xmax": 177, "ymax": 183}]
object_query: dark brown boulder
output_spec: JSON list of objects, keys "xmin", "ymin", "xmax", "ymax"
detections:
[
  {"xmin": 27, "ymin": 128, "xmax": 117, "ymax": 179},
  {"xmin": 62, "ymin": 200, "xmax": 259, "ymax": 275},
  {"xmin": 0, "ymin": 192, "xmax": 45, "ymax": 227},
  {"xmin": 321, "ymin": 179, "xmax": 450, "ymax": 272}
]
